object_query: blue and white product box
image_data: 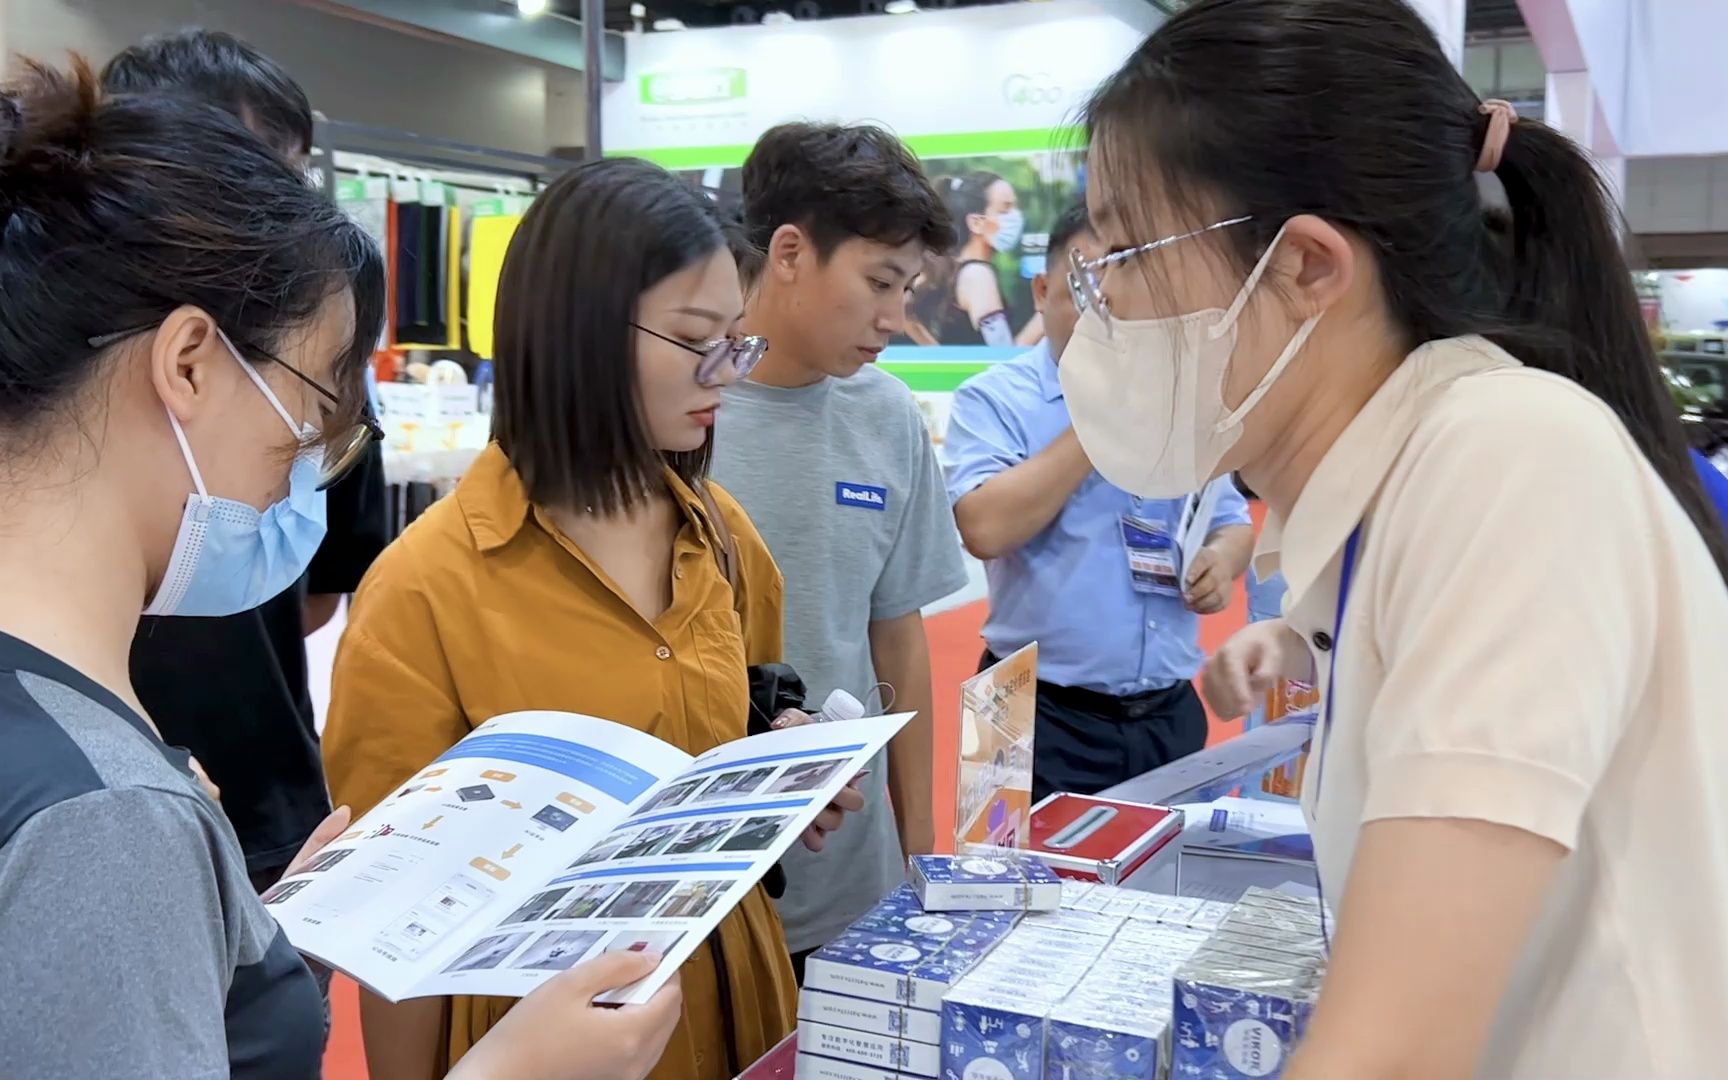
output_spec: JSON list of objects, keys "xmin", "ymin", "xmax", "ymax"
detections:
[
  {"xmin": 1047, "ymin": 1002, "xmax": 1169, "ymax": 1080},
  {"xmin": 1169, "ymin": 896, "xmax": 1326, "ymax": 1080},
  {"xmin": 941, "ymin": 988, "xmax": 1054, "ymax": 1080},
  {"xmin": 794, "ymin": 1053, "xmax": 914, "ymax": 1080},
  {"xmin": 798, "ymin": 1021, "xmax": 942, "ymax": 1077},
  {"xmin": 1170, "ymin": 963, "xmax": 1318, "ymax": 1080},
  {"xmin": 941, "ymin": 915, "xmax": 1215, "ymax": 1080},
  {"xmin": 803, "ymin": 887, "xmax": 1019, "ymax": 1009},
  {"xmin": 800, "ymin": 990, "xmax": 943, "ymax": 1046},
  {"xmin": 909, "ymin": 854, "xmax": 1063, "ymax": 912}
]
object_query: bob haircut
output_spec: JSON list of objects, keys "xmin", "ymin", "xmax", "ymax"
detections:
[{"xmin": 492, "ymin": 157, "xmax": 730, "ymax": 513}]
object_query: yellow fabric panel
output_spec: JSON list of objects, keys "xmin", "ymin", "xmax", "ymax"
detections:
[
  {"xmin": 446, "ymin": 207, "xmax": 461, "ymax": 349},
  {"xmin": 466, "ymin": 214, "xmax": 523, "ymax": 360}
]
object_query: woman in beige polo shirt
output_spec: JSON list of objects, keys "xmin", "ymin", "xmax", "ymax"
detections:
[{"xmin": 1056, "ymin": 1, "xmax": 1728, "ymax": 1077}]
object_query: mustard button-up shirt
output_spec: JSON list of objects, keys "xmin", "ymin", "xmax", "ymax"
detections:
[{"xmin": 324, "ymin": 444, "xmax": 796, "ymax": 1078}]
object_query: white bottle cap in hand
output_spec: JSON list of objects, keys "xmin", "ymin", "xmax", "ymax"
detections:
[{"xmin": 818, "ymin": 689, "xmax": 866, "ymax": 723}]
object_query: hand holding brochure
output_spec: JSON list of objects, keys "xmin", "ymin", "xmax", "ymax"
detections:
[
  {"xmin": 264, "ymin": 711, "xmax": 910, "ymax": 1004},
  {"xmin": 1176, "ymin": 475, "xmax": 1231, "ymax": 580}
]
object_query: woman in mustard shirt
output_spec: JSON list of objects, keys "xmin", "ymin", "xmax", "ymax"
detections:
[{"xmin": 324, "ymin": 160, "xmax": 853, "ymax": 1079}]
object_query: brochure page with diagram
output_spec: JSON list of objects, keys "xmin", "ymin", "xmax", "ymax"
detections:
[{"xmin": 264, "ymin": 709, "xmax": 908, "ymax": 1005}]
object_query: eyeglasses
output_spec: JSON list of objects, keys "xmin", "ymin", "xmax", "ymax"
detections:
[
  {"xmin": 88, "ymin": 328, "xmax": 384, "ymax": 491},
  {"xmin": 634, "ymin": 324, "xmax": 767, "ymax": 386},
  {"xmin": 1068, "ymin": 215, "xmax": 1254, "ymax": 335}
]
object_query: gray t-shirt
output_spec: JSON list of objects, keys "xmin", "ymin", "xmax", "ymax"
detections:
[
  {"xmin": 712, "ymin": 366, "xmax": 969, "ymax": 952},
  {"xmin": 0, "ymin": 631, "xmax": 324, "ymax": 1079}
]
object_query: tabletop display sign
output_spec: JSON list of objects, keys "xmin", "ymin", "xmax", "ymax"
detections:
[
  {"xmin": 953, "ymin": 643, "xmax": 1037, "ymax": 855},
  {"xmin": 375, "ymin": 380, "xmax": 434, "ymax": 421},
  {"xmin": 1260, "ymin": 679, "xmax": 1320, "ymax": 800}
]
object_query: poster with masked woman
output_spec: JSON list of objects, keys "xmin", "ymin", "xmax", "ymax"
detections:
[
  {"xmin": 669, "ymin": 150, "xmax": 1084, "ymax": 352},
  {"xmin": 904, "ymin": 151, "xmax": 1085, "ymax": 349}
]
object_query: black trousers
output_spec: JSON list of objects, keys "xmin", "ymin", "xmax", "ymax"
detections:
[
  {"xmin": 792, "ymin": 946, "xmax": 815, "ymax": 987},
  {"xmin": 981, "ymin": 650, "xmax": 1208, "ymax": 803}
]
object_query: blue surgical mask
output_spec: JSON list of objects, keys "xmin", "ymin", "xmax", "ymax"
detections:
[
  {"xmin": 989, "ymin": 208, "xmax": 1025, "ymax": 254},
  {"xmin": 144, "ymin": 332, "xmax": 329, "ymax": 617}
]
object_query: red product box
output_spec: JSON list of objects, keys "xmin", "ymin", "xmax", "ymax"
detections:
[
  {"xmin": 1029, "ymin": 793, "xmax": 1183, "ymax": 885},
  {"xmin": 735, "ymin": 1033, "xmax": 796, "ymax": 1079}
]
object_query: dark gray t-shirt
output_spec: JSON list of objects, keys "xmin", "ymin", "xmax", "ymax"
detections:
[
  {"xmin": 0, "ymin": 631, "xmax": 324, "ymax": 1079},
  {"xmin": 713, "ymin": 366, "xmax": 969, "ymax": 952}
]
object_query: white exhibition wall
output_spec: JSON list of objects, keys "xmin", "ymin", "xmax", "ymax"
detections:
[
  {"xmin": 1522, "ymin": 0, "xmax": 1728, "ymax": 159},
  {"xmin": 1624, "ymin": 1, "xmax": 1728, "ymax": 158},
  {"xmin": 1660, "ymin": 270, "xmax": 1728, "ymax": 334},
  {"xmin": 602, "ymin": 0, "xmax": 1468, "ymax": 160},
  {"xmin": 601, "ymin": 0, "xmax": 1159, "ymax": 159}
]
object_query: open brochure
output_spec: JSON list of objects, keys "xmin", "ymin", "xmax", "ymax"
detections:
[
  {"xmin": 263, "ymin": 711, "xmax": 910, "ymax": 1005},
  {"xmin": 1175, "ymin": 796, "xmax": 1314, "ymax": 864}
]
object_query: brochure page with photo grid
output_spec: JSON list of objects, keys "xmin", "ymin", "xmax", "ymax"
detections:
[{"xmin": 265, "ymin": 711, "xmax": 908, "ymax": 1005}]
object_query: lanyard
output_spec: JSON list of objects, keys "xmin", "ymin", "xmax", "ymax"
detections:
[
  {"xmin": 1314, "ymin": 524, "xmax": 1362, "ymax": 953},
  {"xmin": 1314, "ymin": 525, "xmax": 1364, "ymax": 799}
]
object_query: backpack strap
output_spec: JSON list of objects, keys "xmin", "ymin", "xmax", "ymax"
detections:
[{"xmin": 696, "ymin": 482, "xmax": 739, "ymax": 593}]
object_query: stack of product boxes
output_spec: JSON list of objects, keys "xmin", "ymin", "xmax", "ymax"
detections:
[
  {"xmin": 798, "ymin": 882, "xmax": 1023, "ymax": 1079},
  {"xmin": 941, "ymin": 885, "xmax": 1231, "ymax": 1080},
  {"xmin": 796, "ymin": 854, "xmax": 1065, "ymax": 1079},
  {"xmin": 1170, "ymin": 888, "xmax": 1327, "ymax": 1080},
  {"xmin": 794, "ymin": 854, "xmax": 1314, "ymax": 1080}
]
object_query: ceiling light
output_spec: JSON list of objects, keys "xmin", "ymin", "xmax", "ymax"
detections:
[
  {"xmin": 762, "ymin": 10, "xmax": 794, "ymax": 24},
  {"xmin": 885, "ymin": 0, "xmax": 919, "ymax": 12},
  {"xmin": 629, "ymin": 1, "xmax": 646, "ymax": 14},
  {"xmin": 652, "ymin": 16, "xmax": 686, "ymax": 29},
  {"xmin": 516, "ymin": 0, "xmax": 548, "ymax": 14}
]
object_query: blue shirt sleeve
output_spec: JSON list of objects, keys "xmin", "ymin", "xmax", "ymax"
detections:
[
  {"xmin": 1207, "ymin": 476, "xmax": 1253, "ymax": 530},
  {"xmin": 944, "ymin": 375, "xmax": 1029, "ymax": 506},
  {"xmin": 1690, "ymin": 449, "xmax": 1728, "ymax": 534}
]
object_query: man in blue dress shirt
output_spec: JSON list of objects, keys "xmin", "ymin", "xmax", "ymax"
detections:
[{"xmin": 945, "ymin": 204, "xmax": 1255, "ymax": 799}]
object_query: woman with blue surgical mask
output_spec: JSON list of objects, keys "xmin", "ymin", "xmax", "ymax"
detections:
[
  {"xmin": 0, "ymin": 58, "xmax": 677, "ymax": 1080},
  {"xmin": 928, "ymin": 171, "xmax": 1025, "ymax": 347},
  {"xmin": 1062, "ymin": 1, "xmax": 1728, "ymax": 1077}
]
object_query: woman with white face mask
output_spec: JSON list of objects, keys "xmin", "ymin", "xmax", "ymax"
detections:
[
  {"xmin": 0, "ymin": 58, "xmax": 678, "ymax": 1080},
  {"xmin": 1062, "ymin": 1, "xmax": 1728, "ymax": 1077}
]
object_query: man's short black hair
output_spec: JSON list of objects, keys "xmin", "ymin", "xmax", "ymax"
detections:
[
  {"xmin": 1045, "ymin": 202, "xmax": 1094, "ymax": 268},
  {"xmin": 742, "ymin": 122, "xmax": 955, "ymax": 259},
  {"xmin": 101, "ymin": 29, "xmax": 313, "ymax": 157}
]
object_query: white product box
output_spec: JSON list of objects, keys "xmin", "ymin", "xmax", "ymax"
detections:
[
  {"xmin": 793, "ymin": 1053, "xmax": 912, "ymax": 1080},
  {"xmin": 797, "ymin": 990, "xmax": 941, "ymax": 1046},
  {"xmin": 1019, "ymin": 908, "xmax": 1127, "ymax": 939},
  {"xmin": 797, "ymin": 1021, "xmax": 940, "ymax": 1077}
]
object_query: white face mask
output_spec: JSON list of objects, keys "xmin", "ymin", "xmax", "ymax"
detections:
[
  {"xmin": 1058, "ymin": 225, "xmax": 1321, "ymax": 499},
  {"xmin": 988, "ymin": 208, "xmax": 1024, "ymax": 254}
]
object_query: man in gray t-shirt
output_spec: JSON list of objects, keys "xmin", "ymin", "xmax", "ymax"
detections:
[{"xmin": 711, "ymin": 122, "xmax": 967, "ymax": 966}]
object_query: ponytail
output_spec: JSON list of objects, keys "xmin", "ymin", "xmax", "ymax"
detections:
[
  {"xmin": 1491, "ymin": 122, "xmax": 1728, "ymax": 581},
  {"xmin": 1081, "ymin": 0, "xmax": 1728, "ymax": 584}
]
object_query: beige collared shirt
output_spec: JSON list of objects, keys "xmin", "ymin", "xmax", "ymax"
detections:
[{"xmin": 1257, "ymin": 336, "xmax": 1728, "ymax": 1078}]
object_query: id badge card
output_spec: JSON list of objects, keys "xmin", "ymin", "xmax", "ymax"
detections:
[{"xmin": 1121, "ymin": 515, "xmax": 1181, "ymax": 596}]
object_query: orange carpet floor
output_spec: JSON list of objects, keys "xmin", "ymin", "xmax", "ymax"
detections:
[{"xmin": 321, "ymin": 571, "xmax": 1252, "ymax": 1078}]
